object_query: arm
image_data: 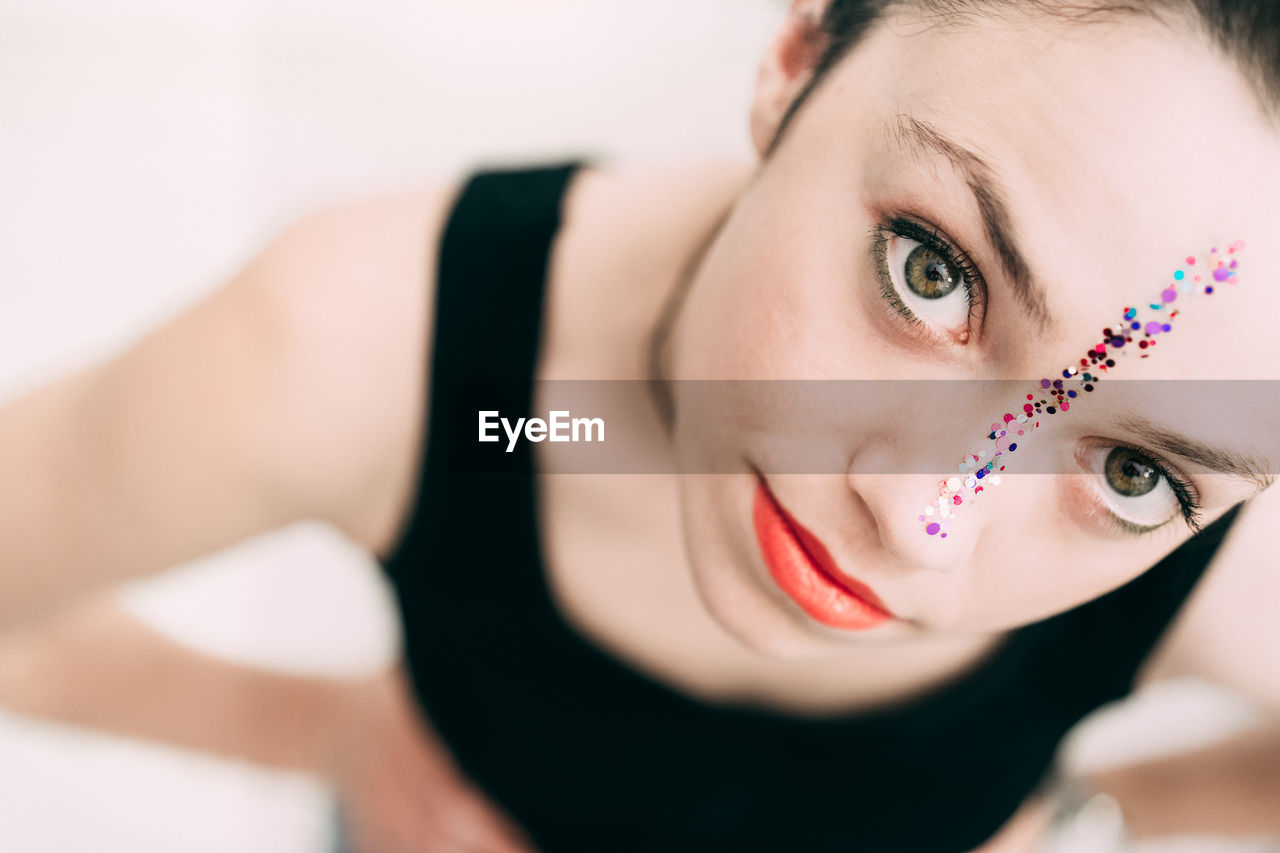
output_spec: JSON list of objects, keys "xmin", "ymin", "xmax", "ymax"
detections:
[
  {"xmin": 0, "ymin": 187, "xmax": 448, "ymax": 628},
  {"xmin": 0, "ymin": 593, "xmax": 375, "ymax": 778},
  {"xmin": 0, "ymin": 594, "xmax": 537, "ymax": 852}
]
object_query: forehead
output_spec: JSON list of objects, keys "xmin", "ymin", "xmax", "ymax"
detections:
[{"xmin": 809, "ymin": 7, "xmax": 1280, "ymax": 379}]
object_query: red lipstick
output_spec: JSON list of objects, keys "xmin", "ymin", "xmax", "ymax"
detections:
[{"xmin": 752, "ymin": 478, "xmax": 894, "ymax": 631}]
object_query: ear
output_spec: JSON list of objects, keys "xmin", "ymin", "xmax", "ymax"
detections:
[{"xmin": 750, "ymin": 0, "xmax": 832, "ymax": 157}]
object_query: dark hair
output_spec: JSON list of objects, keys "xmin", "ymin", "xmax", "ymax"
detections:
[{"xmin": 768, "ymin": 0, "xmax": 1280, "ymax": 155}]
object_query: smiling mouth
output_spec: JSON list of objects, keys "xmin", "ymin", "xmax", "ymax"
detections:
[{"xmin": 752, "ymin": 477, "xmax": 896, "ymax": 631}]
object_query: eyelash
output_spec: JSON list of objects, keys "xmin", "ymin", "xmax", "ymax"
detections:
[
  {"xmin": 1096, "ymin": 442, "xmax": 1205, "ymax": 537},
  {"xmin": 870, "ymin": 216, "xmax": 987, "ymax": 337}
]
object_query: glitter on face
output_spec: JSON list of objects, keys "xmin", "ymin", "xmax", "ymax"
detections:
[{"xmin": 919, "ymin": 242, "xmax": 1245, "ymax": 537}]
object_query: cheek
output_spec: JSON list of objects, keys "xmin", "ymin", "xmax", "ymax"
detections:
[
  {"xmin": 956, "ymin": 480, "xmax": 1167, "ymax": 630},
  {"xmin": 671, "ymin": 181, "xmax": 868, "ymax": 381},
  {"xmin": 956, "ymin": 554, "xmax": 1139, "ymax": 633},
  {"xmin": 678, "ymin": 474, "xmax": 756, "ymax": 578},
  {"xmin": 673, "ymin": 474, "xmax": 799, "ymax": 648}
]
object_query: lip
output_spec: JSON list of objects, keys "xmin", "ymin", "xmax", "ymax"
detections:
[{"xmin": 752, "ymin": 477, "xmax": 895, "ymax": 631}]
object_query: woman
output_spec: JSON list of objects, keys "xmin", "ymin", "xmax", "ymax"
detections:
[{"xmin": 1, "ymin": 0, "xmax": 1279, "ymax": 850}]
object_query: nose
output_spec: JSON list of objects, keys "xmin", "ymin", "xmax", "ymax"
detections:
[
  {"xmin": 836, "ymin": 379, "xmax": 1035, "ymax": 572},
  {"xmin": 845, "ymin": 470, "xmax": 984, "ymax": 573}
]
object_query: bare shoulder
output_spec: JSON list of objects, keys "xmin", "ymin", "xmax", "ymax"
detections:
[
  {"xmin": 1139, "ymin": 487, "xmax": 1280, "ymax": 710},
  {"xmin": 0, "ymin": 184, "xmax": 459, "ymax": 621},
  {"xmin": 558, "ymin": 159, "xmax": 751, "ymax": 285},
  {"xmin": 249, "ymin": 185, "xmax": 459, "ymax": 556},
  {"xmin": 560, "ymin": 159, "xmax": 750, "ymax": 246}
]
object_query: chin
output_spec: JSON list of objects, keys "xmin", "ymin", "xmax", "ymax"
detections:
[{"xmin": 688, "ymin": 558, "xmax": 866, "ymax": 660}]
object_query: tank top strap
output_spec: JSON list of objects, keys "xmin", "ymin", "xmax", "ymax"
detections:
[
  {"xmin": 433, "ymin": 161, "xmax": 581, "ymax": 384},
  {"xmin": 382, "ymin": 161, "xmax": 581, "ymax": 571}
]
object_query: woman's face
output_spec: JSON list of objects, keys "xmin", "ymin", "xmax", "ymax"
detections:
[{"xmin": 666, "ymin": 7, "xmax": 1280, "ymax": 657}]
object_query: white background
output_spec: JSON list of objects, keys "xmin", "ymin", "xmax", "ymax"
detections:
[{"xmin": 0, "ymin": 1, "xmax": 1273, "ymax": 851}]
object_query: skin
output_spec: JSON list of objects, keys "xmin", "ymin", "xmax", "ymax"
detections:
[{"xmin": 2, "ymin": 2, "xmax": 1280, "ymax": 852}]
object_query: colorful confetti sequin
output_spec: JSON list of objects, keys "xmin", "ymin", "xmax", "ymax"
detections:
[{"xmin": 920, "ymin": 242, "xmax": 1245, "ymax": 538}]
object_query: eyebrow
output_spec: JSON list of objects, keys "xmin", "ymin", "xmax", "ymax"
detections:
[
  {"xmin": 891, "ymin": 113, "xmax": 1053, "ymax": 333},
  {"xmin": 1114, "ymin": 413, "xmax": 1276, "ymax": 493}
]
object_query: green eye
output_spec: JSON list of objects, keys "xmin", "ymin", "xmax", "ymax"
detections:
[
  {"xmin": 1103, "ymin": 446, "xmax": 1160, "ymax": 497},
  {"xmin": 1078, "ymin": 443, "xmax": 1203, "ymax": 536},
  {"xmin": 904, "ymin": 244, "xmax": 960, "ymax": 299},
  {"xmin": 872, "ymin": 218, "xmax": 983, "ymax": 337}
]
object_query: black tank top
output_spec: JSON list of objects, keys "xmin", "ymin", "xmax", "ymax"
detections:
[{"xmin": 381, "ymin": 162, "xmax": 1242, "ymax": 853}]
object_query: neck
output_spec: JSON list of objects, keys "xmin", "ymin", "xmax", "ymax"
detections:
[{"xmin": 542, "ymin": 160, "xmax": 754, "ymax": 384}]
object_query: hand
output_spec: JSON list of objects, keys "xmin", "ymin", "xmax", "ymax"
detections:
[{"xmin": 330, "ymin": 667, "xmax": 537, "ymax": 853}]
